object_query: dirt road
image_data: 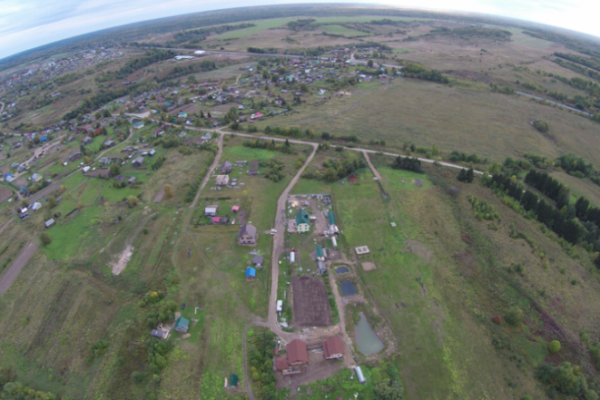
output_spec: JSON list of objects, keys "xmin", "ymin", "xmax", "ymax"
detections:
[
  {"xmin": 0, "ymin": 243, "xmax": 38, "ymax": 293},
  {"xmin": 362, "ymin": 151, "xmax": 382, "ymax": 180},
  {"xmin": 0, "ymin": 219, "xmax": 13, "ymax": 235}
]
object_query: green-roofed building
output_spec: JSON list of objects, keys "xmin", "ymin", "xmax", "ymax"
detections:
[
  {"xmin": 295, "ymin": 209, "xmax": 311, "ymax": 233},
  {"xmin": 174, "ymin": 317, "xmax": 190, "ymax": 333},
  {"xmin": 316, "ymin": 246, "xmax": 325, "ymax": 260},
  {"xmin": 328, "ymin": 210, "xmax": 336, "ymax": 226},
  {"xmin": 229, "ymin": 374, "xmax": 239, "ymax": 387}
]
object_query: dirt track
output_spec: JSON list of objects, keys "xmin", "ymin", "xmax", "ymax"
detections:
[
  {"xmin": 0, "ymin": 243, "xmax": 38, "ymax": 293},
  {"xmin": 363, "ymin": 151, "xmax": 382, "ymax": 180}
]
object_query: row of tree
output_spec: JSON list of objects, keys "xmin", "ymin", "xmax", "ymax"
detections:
[
  {"xmin": 488, "ymin": 174, "xmax": 584, "ymax": 244},
  {"xmin": 524, "ymin": 170, "xmax": 571, "ymax": 208},
  {"xmin": 392, "ymin": 156, "xmax": 422, "ymax": 173}
]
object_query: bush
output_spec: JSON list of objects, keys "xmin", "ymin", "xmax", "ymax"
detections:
[
  {"xmin": 40, "ymin": 232, "xmax": 52, "ymax": 245},
  {"xmin": 127, "ymin": 195, "xmax": 139, "ymax": 207},
  {"xmin": 548, "ymin": 340, "xmax": 561, "ymax": 353},
  {"xmin": 143, "ymin": 228, "xmax": 149, "ymax": 235},
  {"xmin": 164, "ymin": 184, "xmax": 174, "ymax": 199},
  {"xmin": 533, "ymin": 119, "xmax": 550, "ymax": 133},
  {"xmin": 505, "ymin": 307, "xmax": 523, "ymax": 326},
  {"xmin": 132, "ymin": 371, "xmax": 145, "ymax": 383}
]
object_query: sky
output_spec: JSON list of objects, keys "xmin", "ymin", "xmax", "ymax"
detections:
[{"xmin": 0, "ymin": 0, "xmax": 599, "ymax": 60}]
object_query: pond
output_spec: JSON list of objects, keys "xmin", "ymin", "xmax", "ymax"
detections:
[
  {"xmin": 355, "ymin": 312, "xmax": 384, "ymax": 355},
  {"xmin": 335, "ymin": 266, "xmax": 350, "ymax": 274},
  {"xmin": 340, "ymin": 281, "xmax": 357, "ymax": 296}
]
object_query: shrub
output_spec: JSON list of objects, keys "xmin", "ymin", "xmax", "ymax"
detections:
[
  {"xmin": 505, "ymin": 307, "xmax": 523, "ymax": 326},
  {"xmin": 132, "ymin": 371, "xmax": 145, "ymax": 383},
  {"xmin": 548, "ymin": 340, "xmax": 561, "ymax": 353},
  {"xmin": 143, "ymin": 228, "xmax": 149, "ymax": 235},
  {"xmin": 40, "ymin": 232, "xmax": 52, "ymax": 245},
  {"xmin": 127, "ymin": 195, "xmax": 139, "ymax": 207},
  {"xmin": 533, "ymin": 119, "xmax": 550, "ymax": 133},
  {"xmin": 164, "ymin": 184, "xmax": 174, "ymax": 199}
]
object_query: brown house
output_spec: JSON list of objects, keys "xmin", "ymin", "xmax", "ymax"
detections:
[
  {"xmin": 287, "ymin": 339, "xmax": 308, "ymax": 366},
  {"xmin": 323, "ymin": 337, "xmax": 344, "ymax": 360},
  {"xmin": 238, "ymin": 224, "xmax": 257, "ymax": 246},
  {"xmin": 274, "ymin": 339, "xmax": 308, "ymax": 375}
]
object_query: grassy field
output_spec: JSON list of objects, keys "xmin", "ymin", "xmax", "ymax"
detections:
[
  {"xmin": 322, "ymin": 24, "xmax": 371, "ymax": 38},
  {"xmin": 256, "ymin": 79, "xmax": 600, "ymax": 167}
]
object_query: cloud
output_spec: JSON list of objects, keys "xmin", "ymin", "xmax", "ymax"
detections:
[{"xmin": 1, "ymin": 0, "xmax": 599, "ymax": 60}]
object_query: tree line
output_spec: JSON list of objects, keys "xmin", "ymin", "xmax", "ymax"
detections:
[
  {"xmin": 401, "ymin": 63, "xmax": 450, "ymax": 84},
  {"xmin": 392, "ymin": 156, "xmax": 422, "ymax": 173},
  {"xmin": 97, "ymin": 50, "xmax": 175, "ymax": 82},
  {"xmin": 486, "ymin": 174, "xmax": 584, "ymax": 244},
  {"xmin": 167, "ymin": 23, "xmax": 254, "ymax": 46}
]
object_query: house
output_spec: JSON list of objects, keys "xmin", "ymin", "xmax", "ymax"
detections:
[
  {"xmin": 174, "ymin": 317, "xmax": 189, "ymax": 333},
  {"xmin": 323, "ymin": 337, "xmax": 344, "ymax": 360},
  {"xmin": 133, "ymin": 122, "xmax": 144, "ymax": 129},
  {"xmin": 31, "ymin": 202, "xmax": 42, "ymax": 211},
  {"xmin": 274, "ymin": 339, "xmax": 308, "ymax": 375},
  {"xmin": 232, "ymin": 205, "xmax": 239, "ymax": 213},
  {"xmin": 151, "ymin": 329, "xmax": 170, "ymax": 340},
  {"xmin": 287, "ymin": 339, "xmax": 308, "ymax": 366},
  {"xmin": 316, "ymin": 246, "xmax": 325, "ymax": 261},
  {"xmin": 103, "ymin": 139, "xmax": 116, "ymax": 148},
  {"xmin": 83, "ymin": 137, "xmax": 93, "ymax": 145},
  {"xmin": 348, "ymin": 173, "xmax": 358, "ymax": 183},
  {"xmin": 205, "ymin": 206, "xmax": 218, "ymax": 217},
  {"xmin": 149, "ymin": 149, "xmax": 156, "ymax": 156},
  {"xmin": 220, "ymin": 161, "xmax": 233, "ymax": 174},
  {"xmin": 216, "ymin": 175, "xmax": 229, "ymax": 186},
  {"xmin": 253, "ymin": 256, "xmax": 263, "ymax": 267},
  {"xmin": 68, "ymin": 151, "xmax": 82, "ymax": 161},
  {"xmin": 238, "ymin": 224, "xmax": 257, "ymax": 245},
  {"xmin": 100, "ymin": 157, "xmax": 111, "ymax": 166},
  {"xmin": 132, "ymin": 156, "xmax": 144, "ymax": 167},
  {"xmin": 45, "ymin": 218, "xmax": 55, "ymax": 228},
  {"xmin": 245, "ymin": 267, "xmax": 256, "ymax": 281},
  {"xmin": 31, "ymin": 173, "xmax": 43, "ymax": 182},
  {"xmin": 229, "ymin": 374, "xmax": 239, "ymax": 388},
  {"xmin": 295, "ymin": 210, "xmax": 310, "ymax": 233},
  {"xmin": 128, "ymin": 177, "xmax": 137, "ymax": 185}
]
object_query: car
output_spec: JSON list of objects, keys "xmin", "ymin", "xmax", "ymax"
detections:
[{"xmin": 270, "ymin": 229, "xmax": 277, "ymax": 233}]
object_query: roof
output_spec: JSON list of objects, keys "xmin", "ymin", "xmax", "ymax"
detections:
[
  {"xmin": 246, "ymin": 267, "xmax": 256, "ymax": 278},
  {"xmin": 232, "ymin": 205, "xmax": 239, "ymax": 211},
  {"xmin": 295, "ymin": 209, "xmax": 310, "ymax": 226},
  {"xmin": 253, "ymin": 256, "xmax": 263, "ymax": 265},
  {"xmin": 275, "ymin": 357, "xmax": 289, "ymax": 370},
  {"xmin": 287, "ymin": 339, "xmax": 308, "ymax": 364},
  {"xmin": 174, "ymin": 317, "xmax": 189, "ymax": 331},
  {"xmin": 328, "ymin": 211, "xmax": 336, "ymax": 226},
  {"xmin": 239, "ymin": 224, "xmax": 257, "ymax": 237},
  {"xmin": 348, "ymin": 173, "xmax": 358, "ymax": 181},
  {"xmin": 316, "ymin": 246, "xmax": 324, "ymax": 258},
  {"xmin": 229, "ymin": 374, "xmax": 238, "ymax": 387},
  {"xmin": 132, "ymin": 156, "xmax": 144, "ymax": 165},
  {"xmin": 323, "ymin": 337, "xmax": 344, "ymax": 358}
]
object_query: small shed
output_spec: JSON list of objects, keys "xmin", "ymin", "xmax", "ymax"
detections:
[
  {"xmin": 45, "ymin": 218, "xmax": 55, "ymax": 228},
  {"xmin": 232, "ymin": 205, "xmax": 240, "ymax": 213},
  {"xmin": 205, "ymin": 206, "xmax": 218, "ymax": 217},
  {"xmin": 253, "ymin": 256, "xmax": 263, "ymax": 266},
  {"xmin": 229, "ymin": 374, "xmax": 238, "ymax": 387},
  {"xmin": 174, "ymin": 317, "xmax": 189, "ymax": 333},
  {"xmin": 328, "ymin": 211, "xmax": 336, "ymax": 226},
  {"xmin": 128, "ymin": 177, "xmax": 137, "ymax": 185},
  {"xmin": 348, "ymin": 173, "xmax": 358, "ymax": 183},
  {"xmin": 132, "ymin": 156, "xmax": 144, "ymax": 167},
  {"xmin": 355, "ymin": 366, "xmax": 366, "ymax": 383},
  {"xmin": 245, "ymin": 267, "xmax": 256, "ymax": 281}
]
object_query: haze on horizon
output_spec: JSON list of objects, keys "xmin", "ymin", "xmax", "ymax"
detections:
[{"xmin": 0, "ymin": 0, "xmax": 598, "ymax": 60}]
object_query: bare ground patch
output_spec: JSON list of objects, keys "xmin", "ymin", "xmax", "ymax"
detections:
[
  {"xmin": 292, "ymin": 276, "xmax": 332, "ymax": 327},
  {"xmin": 110, "ymin": 244, "xmax": 133, "ymax": 275},
  {"xmin": 406, "ymin": 239, "xmax": 432, "ymax": 264},
  {"xmin": 361, "ymin": 262, "xmax": 377, "ymax": 271},
  {"xmin": 0, "ymin": 243, "xmax": 38, "ymax": 293}
]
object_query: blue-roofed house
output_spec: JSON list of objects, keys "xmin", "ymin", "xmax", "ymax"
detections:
[
  {"xmin": 295, "ymin": 209, "xmax": 310, "ymax": 233},
  {"xmin": 246, "ymin": 267, "xmax": 256, "ymax": 281},
  {"xmin": 133, "ymin": 122, "xmax": 144, "ymax": 129}
]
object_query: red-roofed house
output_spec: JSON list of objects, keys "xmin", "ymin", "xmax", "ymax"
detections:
[
  {"xmin": 323, "ymin": 337, "xmax": 344, "ymax": 360},
  {"xmin": 274, "ymin": 339, "xmax": 308, "ymax": 375}
]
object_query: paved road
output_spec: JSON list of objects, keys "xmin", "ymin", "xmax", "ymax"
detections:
[
  {"xmin": 516, "ymin": 91, "xmax": 592, "ymax": 116},
  {"xmin": 0, "ymin": 243, "xmax": 38, "ymax": 294}
]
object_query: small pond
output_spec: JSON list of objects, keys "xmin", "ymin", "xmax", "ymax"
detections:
[
  {"xmin": 340, "ymin": 281, "xmax": 357, "ymax": 296},
  {"xmin": 335, "ymin": 266, "xmax": 350, "ymax": 274},
  {"xmin": 355, "ymin": 312, "xmax": 384, "ymax": 355}
]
